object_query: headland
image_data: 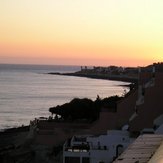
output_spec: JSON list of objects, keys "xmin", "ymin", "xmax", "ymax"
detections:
[{"xmin": 48, "ymin": 65, "xmax": 138, "ymax": 83}]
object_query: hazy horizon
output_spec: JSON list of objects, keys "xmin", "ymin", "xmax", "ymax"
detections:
[{"xmin": 0, "ymin": 62, "xmax": 154, "ymax": 68}]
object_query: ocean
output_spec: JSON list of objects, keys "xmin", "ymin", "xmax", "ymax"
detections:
[{"xmin": 0, "ymin": 64, "xmax": 129, "ymax": 130}]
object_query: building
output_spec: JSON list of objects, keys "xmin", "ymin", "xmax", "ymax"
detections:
[
  {"xmin": 113, "ymin": 116, "xmax": 163, "ymax": 163},
  {"xmin": 129, "ymin": 63, "xmax": 163, "ymax": 132},
  {"xmin": 113, "ymin": 134, "xmax": 163, "ymax": 163},
  {"xmin": 63, "ymin": 130, "xmax": 134, "ymax": 163}
]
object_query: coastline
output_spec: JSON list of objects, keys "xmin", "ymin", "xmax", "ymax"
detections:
[
  {"xmin": 0, "ymin": 71, "xmax": 136, "ymax": 133},
  {"xmin": 1, "ymin": 66, "xmax": 157, "ymax": 163},
  {"xmin": 0, "ymin": 70, "xmax": 135, "ymax": 133},
  {"xmin": 47, "ymin": 72, "xmax": 138, "ymax": 84},
  {"xmin": 0, "ymin": 68, "xmax": 137, "ymax": 158}
]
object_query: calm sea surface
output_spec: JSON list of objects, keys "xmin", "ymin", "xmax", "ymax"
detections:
[{"xmin": 0, "ymin": 64, "xmax": 129, "ymax": 130}]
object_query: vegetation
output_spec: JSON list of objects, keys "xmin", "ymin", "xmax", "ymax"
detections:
[
  {"xmin": 101, "ymin": 96, "xmax": 123, "ymax": 112},
  {"xmin": 49, "ymin": 95, "xmax": 122, "ymax": 121}
]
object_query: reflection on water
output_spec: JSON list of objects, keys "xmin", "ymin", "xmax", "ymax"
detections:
[{"xmin": 0, "ymin": 64, "xmax": 129, "ymax": 130}]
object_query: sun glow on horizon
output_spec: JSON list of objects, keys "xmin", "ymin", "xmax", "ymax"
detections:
[{"xmin": 0, "ymin": 0, "xmax": 163, "ymax": 66}]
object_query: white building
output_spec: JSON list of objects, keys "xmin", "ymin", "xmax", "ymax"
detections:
[
  {"xmin": 113, "ymin": 134, "xmax": 163, "ymax": 163},
  {"xmin": 63, "ymin": 130, "xmax": 134, "ymax": 163},
  {"xmin": 113, "ymin": 115, "xmax": 163, "ymax": 163}
]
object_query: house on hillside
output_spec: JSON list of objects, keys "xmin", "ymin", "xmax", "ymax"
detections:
[
  {"xmin": 129, "ymin": 63, "xmax": 163, "ymax": 131},
  {"xmin": 63, "ymin": 130, "xmax": 134, "ymax": 163}
]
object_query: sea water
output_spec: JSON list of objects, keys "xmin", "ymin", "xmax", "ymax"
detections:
[{"xmin": 0, "ymin": 64, "xmax": 129, "ymax": 130}]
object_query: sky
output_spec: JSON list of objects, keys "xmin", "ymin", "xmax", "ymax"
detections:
[{"xmin": 0, "ymin": 0, "xmax": 163, "ymax": 66}]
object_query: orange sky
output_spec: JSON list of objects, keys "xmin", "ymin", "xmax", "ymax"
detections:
[{"xmin": 0, "ymin": 0, "xmax": 163, "ymax": 66}]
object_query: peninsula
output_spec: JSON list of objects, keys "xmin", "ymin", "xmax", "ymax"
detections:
[{"xmin": 48, "ymin": 65, "xmax": 138, "ymax": 83}]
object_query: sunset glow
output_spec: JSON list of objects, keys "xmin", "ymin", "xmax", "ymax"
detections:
[{"xmin": 0, "ymin": 0, "xmax": 163, "ymax": 66}]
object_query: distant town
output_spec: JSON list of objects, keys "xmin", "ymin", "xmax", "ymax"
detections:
[
  {"xmin": 49, "ymin": 65, "xmax": 139, "ymax": 83},
  {"xmin": 49, "ymin": 63, "xmax": 162, "ymax": 84}
]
